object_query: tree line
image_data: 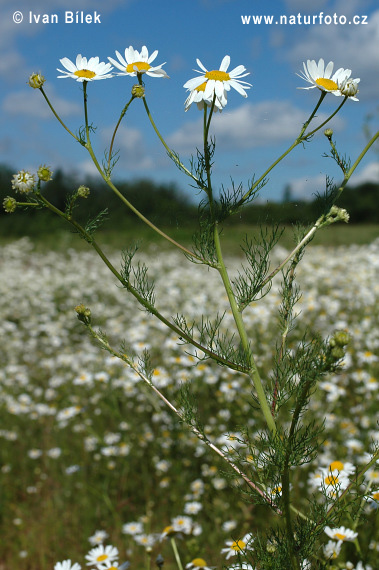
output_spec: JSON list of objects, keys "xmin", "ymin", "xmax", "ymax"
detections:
[{"xmin": 0, "ymin": 164, "xmax": 377, "ymax": 236}]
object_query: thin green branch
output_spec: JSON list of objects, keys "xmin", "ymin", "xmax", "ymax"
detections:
[{"xmin": 40, "ymin": 86, "xmax": 80, "ymax": 142}]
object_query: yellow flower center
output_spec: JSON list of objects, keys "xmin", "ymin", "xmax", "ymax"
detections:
[
  {"xmin": 232, "ymin": 539, "xmax": 246, "ymax": 551},
  {"xmin": 205, "ymin": 70, "xmax": 230, "ymax": 82},
  {"xmin": 335, "ymin": 533, "xmax": 346, "ymax": 541},
  {"xmin": 192, "ymin": 558, "xmax": 207, "ymax": 567},
  {"xmin": 96, "ymin": 554, "xmax": 108, "ymax": 562},
  {"xmin": 196, "ymin": 81, "xmax": 207, "ymax": 92},
  {"xmin": 74, "ymin": 69, "xmax": 96, "ymax": 79},
  {"xmin": 315, "ymin": 77, "xmax": 338, "ymax": 91},
  {"xmin": 126, "ymin": 61, "xmax": 151, "ymax": 73},
  {"xmin": 325, "ymin": 475, "xmax": 339, "ymax": 486},
  {"xmin": 329, "ymin": 461, "xmax": 344, "ymax": 472}
]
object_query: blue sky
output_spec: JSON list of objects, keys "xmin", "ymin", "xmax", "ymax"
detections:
[{"xmin": 1, "ymin": 0, "xmax": 378, "ymax": 203}]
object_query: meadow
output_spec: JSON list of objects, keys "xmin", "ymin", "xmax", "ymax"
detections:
[{"xmin": 0, "ymin": 227, "xmax": 378, "ymax": 569}]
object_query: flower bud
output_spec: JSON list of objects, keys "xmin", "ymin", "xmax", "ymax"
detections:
[
  {"xmin": 331, "ymin": 346, "xmax": 345, "ymax": 360},
  {"xmin": 332, "ymin": 330, "xmax": 351, "ymax": 348},
  {"xmin": 131, "ymin": 84, "xmax": 145, "ymax": 98},
  {"xmin": 75, "ymin": 304, "xmax": 91, "ymax": 325},
  {"xmin": 37, "ymin": 165, "xmax": 53, "ymax": 182},
  {"xmin": 3, "ymin": 196, "xmax": 17, "ymax": 213},
  {"xmin": 77, "ymin": 185, "xmax": 90, "ymax": 198},
  {"xmin": 28, "ymin": 73, "xmax": 45, "ymax": 89},
  {"xmin": 339, "ymin": 78, "xmax": 359, "ymax": 98},
  {"xmin": 324, "ymin": 128, "xmax": 333, "ymax": 139}
]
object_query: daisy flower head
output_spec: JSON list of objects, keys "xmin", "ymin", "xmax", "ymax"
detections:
[
  {"xmin": 54, "ymin": 561, "xmax": 81, "ymax": 570},
  {"xmin": 57, "ymin": 55, "xmax": 113, "ymax": 82},
  {"xmin": 221, "ymin": 533, "xmax": 254, "ymax": 560},
  {"xmin": 85, "ymin": 544, "xmax": 118, "ymax": 566},
  {"xmin": 11, "ymin": 170, "xmax": 36, "ymax": 194},
  {"xmin": 108, "ymin": 46, "xmax": 169, "ymax": 78},
  {"xmin": 183, "ymin": 55, "xmax": 252, "ymax": 111},
  {"xmin": 186, "ymin": 558, "xmax": 214, "ymax": 569},
  {"xmin": 324, "ymin": 526, "xmax": 358, "ymax": 543},
  {"xmin": 95, "ymin": 562, "xmax": 120, "ymax": 570},
  {"xmin": 297, "ymin": 58, "xmax": 351, "ymax": 96}
]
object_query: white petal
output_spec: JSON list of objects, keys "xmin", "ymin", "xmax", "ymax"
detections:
[
  {"xmin": 229, "ymin": 65, "xmax": 247, "ymax": 78},
  {"xmin": 114, "ymin": 50, "xmax": 127, "ymax": 68},
  {"xmin": 107, "ymin": 57, "xmax": 126, "ymax": 72},
  {"xmin": 196, "ymin": 59, "xmax": 208, "ymax": 73},
  {"xmin": 183, "ymin": 76, "xmax": 206, "ymax": 90},
  {"xmin": 324, "ymin": 60, "xmax": 334, "ymax": 78},
  {"xmin": 148, "ymin": 50, "xmax": 158, "ymax": 64},
  {"xmin": 59, "ymin": 58, "xmax": 77, "ymax": 72},
  {"xmin": 220, "ymin": 55, "xmax": 230, "ymax": 72},
  {"xmin": 229, "ymin": 80, "xmax": 248, "ymax": 97}
]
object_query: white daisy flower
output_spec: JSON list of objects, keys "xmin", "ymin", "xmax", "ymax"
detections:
[
  {"xmin": 96, "ymin": 562, "xmax": 120, "ymax": 570},
  {"xmin": 297, "ymin": 58, "xmax": 351, "ymax": 96},
  {"xmin": 186, "ymin": 558, "xmax": 214, "ymax": 569},
  {"xmin": 88, "ymin": 529, "xmax": 109, "ymax": 546},
  {"xmin": 54, "ymin": 561, "xmax": 81, "ymax": 570},
  {"xmin": 85, "ymin": 544, "xmax": 118, "ymax": 566},
  {"xmin": 221, "ymin": 533, "xmax": 254, "ymax": 560},
  {"xmin": 183, "ymin": 55, "xmax": 252, "ymax": 111},
  {"xmin": 11, "ymin": 170, "xmax": 36, "ymax": 194},
  {"xmin": 57, "ymin": 54, "xmax": 113, "ymax": 82},
  {"xmin": 323, "ymin": 539, "xmax": 342, "ymax": 560},
  {"xmin": 184, "ymin": 82, "xmax": 224, "ymax": 112},
  {"xmin": 108, "ymin": 45, "xmax": 168, "ymax": 78},
  {"xmin": 324, "ymin": 526, "xmax": 358, "ymax": 543}
]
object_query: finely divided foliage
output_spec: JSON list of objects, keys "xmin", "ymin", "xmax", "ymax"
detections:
[{"xmin": 1, "ymin": 45, "xmax": 378, "ymax": 570}]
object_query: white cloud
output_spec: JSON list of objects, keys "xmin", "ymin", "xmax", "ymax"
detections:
[
  {"xmin": 2, "ymin": 87, "xmax": 81, "ymax": 118},
  {"xmin": 167, "ymin": 101, "xmax": 344, "ymax": 153},
  {"xmin": 349, "ymin": 160, "xmax": 379, "ymax": 185},
  {"xmin": 101, "ymin": 124, "xmax": 154, "ymax": 170},
  {"xmin": 287, "ymin": 158, "xmax": 378, "ymax": 201},
  {"xmin": 0, "ymin": 0, "xmax": 134, "ymax": 79}
]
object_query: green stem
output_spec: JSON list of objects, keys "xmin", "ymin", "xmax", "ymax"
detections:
[
  {"xmin": 137, "ymin": 75, "xmax": 200, "ymax": 184},
  {"xmin": 306, "ymin": 96, "xmax": 347, "ymax": 138},
  {"xmin": 107, "ymin": 95, "xmax": 135, "ymax": 173},
  {"xmin": 202, "ymin": 105, "xmax": 276, "ymax": 434},
  {"xmin": 214, "ymin": 226, "xmax": 277, "ymax": 434},
  {"xmin": 170, "ymin": 537, "xmax": 184, "ymax": 570},
  {"xmin": 40, "ymin": 86, "xmax": 80, "ymax": 142}
]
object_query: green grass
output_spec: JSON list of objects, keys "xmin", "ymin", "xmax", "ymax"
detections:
[{"xmin": 1, "ymin": 222, "xmax": 378, "ymax": 255}]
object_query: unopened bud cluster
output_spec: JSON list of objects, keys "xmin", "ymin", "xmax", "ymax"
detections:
[
  {"xmin": 75, "ymin": 304, "xmax": 92, "ymax": 325},
  {"xmin": 329, "ymin": 330, "xmax": 351, "ymax": 360},
  {"xmin": 322, "ymin": 205, "xmax": 350, "ymax": 227},
  {"xmin": 37, "ymin": 165, "xmax": 53, "ymax": 182},
  {"xmin": 131, "ymin": 84, "xmax": 145, "ymax": 98},
  {"xmin": 77, "ymin": 185, "xmax": 90, "ymax": 198},
  {"xmin": 324, "ymin": 128, "xmax": 333, "ymax": 140},
  {"xmin": 3, "ymin": 196, "xmax": 17, "ymax": 213}
]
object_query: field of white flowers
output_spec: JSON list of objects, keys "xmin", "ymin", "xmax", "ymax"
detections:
[{"xmin": 0, "ymin": 236, "xmax": 378, "ymax": 569}]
